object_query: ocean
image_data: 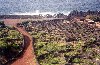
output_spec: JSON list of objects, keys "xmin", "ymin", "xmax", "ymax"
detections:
[{"xmin": 0, "ymin": 0, "xmax": 100, "ymax": 15}]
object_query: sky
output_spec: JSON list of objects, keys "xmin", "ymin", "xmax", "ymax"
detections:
[{"xmin": 0, "ymin": 0, "xmax": 100, "ymax": 14}]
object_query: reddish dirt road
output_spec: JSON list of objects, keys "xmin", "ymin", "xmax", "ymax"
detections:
[{"xmin": 4, "ymin": 19, "xmax": 38, "ymax": 65}]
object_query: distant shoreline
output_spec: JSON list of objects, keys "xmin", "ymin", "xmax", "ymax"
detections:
[{"xmin": 0, "ymin": 10, "xmax": 100, "ymax": 19}]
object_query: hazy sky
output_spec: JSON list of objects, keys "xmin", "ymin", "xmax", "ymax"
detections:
[{"xmin": 0, "ymin": 0, "xmax": 100, "ymax": 14}]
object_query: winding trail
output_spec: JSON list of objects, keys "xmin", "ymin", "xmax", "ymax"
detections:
[{"xmin": 4, "ymin": 19, "xmax": 38, "ymax": 65}]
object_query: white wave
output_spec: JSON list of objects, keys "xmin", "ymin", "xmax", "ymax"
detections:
[
  {"xmin": 62, "ymin": 11, "xmax": 71, "ymax": 16},
  {"xmin": 10, "ymin": 10, "xmax": 71, "ymax": 16}
]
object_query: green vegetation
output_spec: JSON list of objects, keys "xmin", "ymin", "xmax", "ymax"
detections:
[
  {"xmin": 21, "ymin": 19, "xmax": 100, "ymax": 65},
  {"xmin": 0, "ymin": 25, "xmax": 23, "ymax": 64}
]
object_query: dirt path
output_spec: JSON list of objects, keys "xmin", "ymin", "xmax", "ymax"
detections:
[
  {"xmin": 11, "ymin": 27, "xmax": 37, "ymax": 65},
  {"xmin": 4, "ymin": 19, "xmax": 38, "ymax": 65}
]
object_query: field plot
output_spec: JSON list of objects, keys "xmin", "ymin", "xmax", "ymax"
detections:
[{"xmin": 19, "ymin": 19, "xmax": 100, "ymax": 65}]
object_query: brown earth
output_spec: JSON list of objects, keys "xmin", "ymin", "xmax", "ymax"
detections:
[{"xmin": 4, "ymin": 19, "xmax": 100, "ymax": 65}]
